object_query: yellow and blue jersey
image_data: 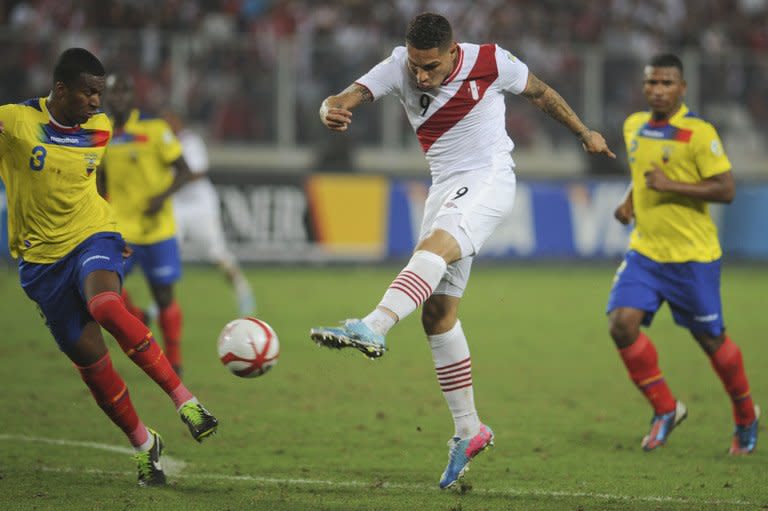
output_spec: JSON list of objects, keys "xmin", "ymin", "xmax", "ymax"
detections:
[
  {"xmin": 623, "ymin": 103, "xmax": 732, "ymax": 262},
  {"xmin": 102, "ymin": 109, "xmax": 182, "ymax": 245},
  {"xmin": 0, "ymin": 97, "xmax": 114, "ymax": 263}
]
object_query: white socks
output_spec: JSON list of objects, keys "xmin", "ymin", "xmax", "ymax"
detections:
[
  {"xmin": 365, "ymin": 250, "xmax": 447, "ymax": 335},
  {"xmin": 362, "ymin": 307, "xmax": 396, "ymax": 336},
  {"xmin": 428, "ymin": 320, "xmax": 481, "ymax": 439},
  {"xmin": 134, "ymin": 426, "xmax": 153, "ymax": 452}
]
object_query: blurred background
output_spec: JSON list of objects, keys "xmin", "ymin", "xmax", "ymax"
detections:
[{"xmin": 1, "ymin": 0, "xmax": 767, "ymax": 263}]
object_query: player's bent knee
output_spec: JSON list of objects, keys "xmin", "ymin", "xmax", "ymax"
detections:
[
  {"xmin": 609, "ymin": 326, "xmax": 636, "ymax": 348},
  {"xmin": 87, "ymin": 291, "xmax": 123, "ymax": 324},
  {"xmin": 608, "ymin": 311, "xmax": 640, "ymax": 347},
  {"xmin": 421, "ymin": 299, "xmax": 458, "ymax": 335}
]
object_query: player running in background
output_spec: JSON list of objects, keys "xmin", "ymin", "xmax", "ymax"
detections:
[
  {"xmin": 162, "ymin": 109, "xmax": 255, "ymax": 316},
  {"xmin": 100, "ymin": 74, "xmax": 192, "ymax": 376},
  {"xmin": 310, "ymin": 12, "xmax": 615, "ymax": 489},
  {"xmin": 0, "ymin": 48, "xmax": 217, "ymax": 487},
  {"xmin": 608, "ymin": 54, "xmax": 759, "ymax": 454}
]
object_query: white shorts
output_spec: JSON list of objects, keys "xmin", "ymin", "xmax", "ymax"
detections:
[
  {"xmin": 173, "ymin": 184, "xmax": 235, "ymax": 264},
  {"xmin": 420, "ymin": 167, "xmax": 517, "ymax": 297}
]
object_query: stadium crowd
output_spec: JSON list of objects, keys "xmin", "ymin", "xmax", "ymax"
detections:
[{"xmin": 0, "ymin": 0, "xmax": 765, "ymax": 163}]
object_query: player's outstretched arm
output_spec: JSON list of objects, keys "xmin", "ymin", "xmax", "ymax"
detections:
[
  {"xmin": 522, "ymin": 73, "xmax": 616, "ymax": 159},
  {"xmin": 319, "ymin": 83, "xmax": 373, "ymax": 132}
]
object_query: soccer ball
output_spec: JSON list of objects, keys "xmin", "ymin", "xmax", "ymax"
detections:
[{"xmin": 217, "ymin": 317, "xmax": 280, "ymax": 378}]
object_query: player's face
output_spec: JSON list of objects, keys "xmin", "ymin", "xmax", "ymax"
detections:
[
  {"xmin": 406, "ymin": 43, "xmax": 458, "ymax": 91},
  {"xmin": 60, "ymin": 74, "xmax": 105, "ymax": 125},
  {"xmin": 105, "ymin": 77, "xmax": 135, "ymax": 118},
  {"xmin": 642, "ymin": 66, "xmax": 686, "ymax": 119}
]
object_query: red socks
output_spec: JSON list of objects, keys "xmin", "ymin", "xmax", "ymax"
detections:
[
  {"xmin": 618, "ymin": 332, "xmax": 676, "ymax": 414},
  {"xmin": 77, "ymin": 353, "xmax": 148, "ymax": 448},
  {"xmin": 120, "ymin": 288, "xmax": 147, "ymax": 324},
  {"xmin": 88, "ymin": 292, "xmax": 191, "ymax": 406},
  {"xmin": 89, "ymin": 291, "xmax": 150, "ymax": 347},
  {"xmin": 709, "ymin": 337, "xmax": 756, "ymax": 426},
  {"xmin": 158, "ymin": 301, "xmax": 183, "ymax": 370}
]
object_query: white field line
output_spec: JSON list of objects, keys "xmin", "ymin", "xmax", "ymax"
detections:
[
  {"xmin": 0, "ymin": 433, "xmax": 758, "ymax": 507},
  {"xmin": 0, "ymin": 433, "xmax": 187, "ymax": 474}
]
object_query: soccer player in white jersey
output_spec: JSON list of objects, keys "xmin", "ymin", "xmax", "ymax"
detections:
[
  {"xmin": 310, "ymin": 12, "xmax": 616, "ymax": 489},
  {"xmin": 163, "ymin": 109, "xmax": 255, "ymax": 316}
]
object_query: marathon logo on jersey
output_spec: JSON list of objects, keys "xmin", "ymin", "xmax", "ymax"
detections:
[{"xmin": 38, "ymin": 124, "xmax": 110, "ymax": 147}]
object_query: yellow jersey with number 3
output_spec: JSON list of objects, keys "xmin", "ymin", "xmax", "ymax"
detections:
[
  {"xmin": 0, "ymin": 98, "xmax": 114, "ymax": 263},
  {"xmin": 102, "ymin": 109, "xmax": 182, "ymax": 245},
  {"xmin": 623, "ymin": 103, "xmax": 732, "ymax": 263}
]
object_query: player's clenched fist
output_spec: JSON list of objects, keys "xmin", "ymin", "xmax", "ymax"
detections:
[{"xmin": 319, "ymin": 100, "xmax": 352, "ymax": 131}]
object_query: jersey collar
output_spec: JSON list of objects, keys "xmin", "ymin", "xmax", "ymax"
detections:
[
  {"xmin": 42, "ymin": 98, "xmax": 81, "ymax": 133},
  {"xmin": 113, "ymin": 109, "xmax": 141, "ymax": 134},
  {"xmin": 441, "ymin": 44, "xmax": 464, "ymax": 85},
  {"xmin": 647, "ymin": 103, "xmax": 688, "ymax": 127}
]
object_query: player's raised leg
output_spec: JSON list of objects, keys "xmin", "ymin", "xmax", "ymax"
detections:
[
  {"xmin": 310, "ymin": 231, "xmax": 454, "ymax": 358},
  {"xmin": 119, "ymin": 288, "xmax": 150, "ymax": 325},
  {"xmin": 83, "ymin": 263, "xmax": 218, "ymax": 442},
  {"xmin": 132, "ymin": 237, "xmax": 185, "ymax": 376}
]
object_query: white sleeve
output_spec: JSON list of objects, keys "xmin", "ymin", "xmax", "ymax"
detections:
[
  {"xmin": 354, "ymin": 47, "xmax": 405, "ymax": 101},
  {"xmin": 494, "ymin": 45, "xmax": 529, "ymax": 95},
  {"xmin": 180, "ymin": 131, "xmax": 209, "ymax": 174}
]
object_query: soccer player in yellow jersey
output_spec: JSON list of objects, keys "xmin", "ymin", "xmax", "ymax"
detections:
[
  {"xmin": 0, "ymin": 48, "xmax": 218, "ymax": 487},
  {"xmin": 100, "ymin": 73, "xmax": 195, "ymax": 376},
  {"xmin": 607, "ymin": 54, "xmax": 758, "ymax": 455}
]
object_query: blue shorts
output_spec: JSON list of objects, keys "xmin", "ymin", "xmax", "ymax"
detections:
[
  {"xmin": 124, "ymin": 236, "xmax": 182, "ymax": 286},
  {"xmin": 606, "ymin": 250, "xmax": 724, "ymax": 337},
  {"xmin": 19, "ymin": 232, "xmax": 127, "ymax": 352}
]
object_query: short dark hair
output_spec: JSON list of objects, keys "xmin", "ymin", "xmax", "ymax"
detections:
[
  {"xmin": 406, "ymin": 12, "xmax": 453, "ymax": 51},
  {"xmin": 53, "ymin": 48, "xmax": 105, "ymax": 87},
  {"xmin": 649, "ymin": 54, "xmax": 683, "ymax": 75}
]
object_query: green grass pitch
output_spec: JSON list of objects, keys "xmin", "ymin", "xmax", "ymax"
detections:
[{"xmin": 0, "ymin": 262, "xmax": 766, "ymax": 510}]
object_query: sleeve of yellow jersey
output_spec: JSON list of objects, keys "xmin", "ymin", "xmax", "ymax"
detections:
[
  {"xmin": 153, "ymin": 119, "xmax": 183, "ymax": 165},
  {"xmin": 0, "ymin": 104, "xmax": 17, "ymax": 155},
  {"xmin": 692, "ymin": 122, "xmax": 732, "ymax": 179}
]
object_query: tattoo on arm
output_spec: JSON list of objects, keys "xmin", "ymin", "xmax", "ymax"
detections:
[
  {"xmin": 523, "ymin": 74, "xmax": 589, "ymax": 139},
  {"xmin": 340, "ymin": 83, "xmax": 374, "ymax": 104},
  {"xmin": 352, "ymin": 83, "xmax": 373, "ymax": 103}
]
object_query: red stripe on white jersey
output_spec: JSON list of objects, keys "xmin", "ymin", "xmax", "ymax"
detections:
[
  {"xmin": 416, "ymin": 44, "xmax": 498, "ymax": 153},
  {"xmin": 441, "ymin": 45, "xmax": 465, "ymax": 85}
]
